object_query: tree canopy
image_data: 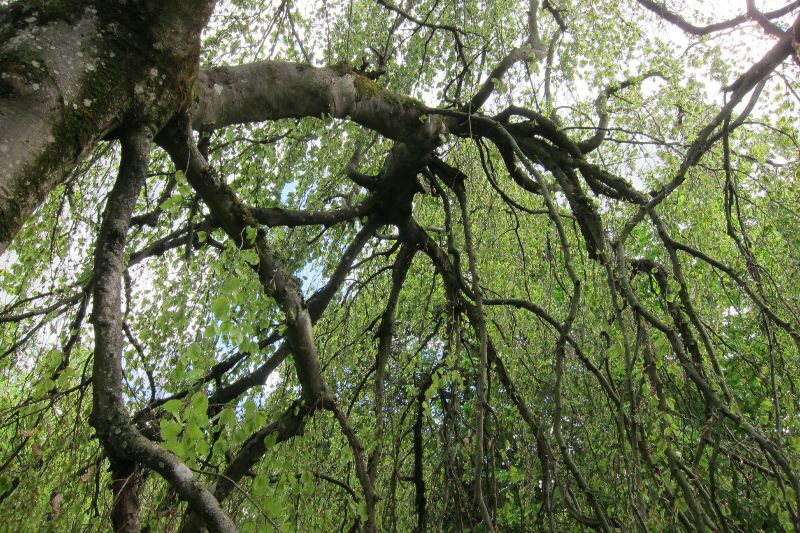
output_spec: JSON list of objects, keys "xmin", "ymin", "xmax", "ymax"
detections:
[{"xmin": 1, "ymin": 0, "xmax": 799, "ymax": 531}]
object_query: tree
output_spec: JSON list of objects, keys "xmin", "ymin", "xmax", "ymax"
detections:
[{"xmin": 1, "ymin": 0, "xmax": 799, "ymax": 530}]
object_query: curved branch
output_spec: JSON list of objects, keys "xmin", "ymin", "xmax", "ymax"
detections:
[
  {"xmin": 90, "ymin": 125, "xmax": 236, "ymax": 533},
  {"xmin": 637, "ymin": 0, "xmax": 800, "ymax": 36}
]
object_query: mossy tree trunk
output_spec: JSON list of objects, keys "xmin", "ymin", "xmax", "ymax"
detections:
[{"xmin": 0, "ymin": 0, "xmax": 214, "ymax": 255}]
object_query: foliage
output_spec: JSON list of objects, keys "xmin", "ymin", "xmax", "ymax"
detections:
[{"xmin": 1, "ymin": 0, "xmax": 800, "ymax": 531}]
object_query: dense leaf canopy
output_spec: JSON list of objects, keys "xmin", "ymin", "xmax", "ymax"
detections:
[{"xmin": 1, "ymin": 0, "xmax": 799, "ymax": 531}]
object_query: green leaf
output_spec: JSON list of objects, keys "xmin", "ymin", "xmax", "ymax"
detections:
[
  {"xmin": 162, "ymin": 399, "xmax": 184, "ymax": 417},
  {"xmin": 160, "ymin": 419, "xmax": 182, "ymax": 445},
  {"xmin": 219, "ymin": 408, "xmax": 237, "ymax": 427},
  {"xmin": 263, "ymin": 432, "xmax": 278, "ymax": 450},
  {"xmin": 264, "ymin": 494, "xmax": 281, "ymax": 517},
  {"xmin": 357, "ymin": 501, "xmax": 369, "ymax": 523},
  {"xmin": 241, "ymin": 249, "xmax": 259, "ymax": 265},
  {"xmin": 188, "ymin": 391, "xmax": 209, "ymax": 427},
  {"xmin": 211, "ymin": 296, "xmax": 229, "ymax": 319},
  {"xmin": 223, "ymin": 277, "xmax": 243, "ymax": 293},
  {"xmin": 190, "ymin": 390, "xmax": 208, "ymax": 412},
  {"xmin": 170, "ymin": 365, "xmax": 186, "ymax": 381},
  {"xmin": 186, "ymin": 422, "xmax": 205, "ymax": 442},
  {"xmin": 44, "ymin": 349, "xmax": 63, "ymax": 371},
  {"xmin": 244, "ymin": 226, "xmax": 257, "ymax": 244},
  {"xmin": 252, "ymin": 471, "xmax": 269, "ymax": 497},
  {"xmin": 187, "ymin": 342, "xmax": 202, "ymax": 360},
  {"xmin": 0, "ymin": 476, "xmax": 13, "ymax": 495},
  {"xmin": 213, "ymin": 439, "xmax": 229, "ymax": 456}
]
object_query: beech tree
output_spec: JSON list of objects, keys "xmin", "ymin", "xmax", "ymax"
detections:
[{"xmin": 1, "ymin": 0, "xmax": 799, "ymax": 531}]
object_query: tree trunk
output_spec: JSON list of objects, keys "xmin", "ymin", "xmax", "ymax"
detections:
[{"xmin": 0, "ymin": 0, "xmax": 215, "ymax": 254}]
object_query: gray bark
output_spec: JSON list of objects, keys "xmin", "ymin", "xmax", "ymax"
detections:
[
  {"xmin": 192, "ymin": 61, "xmax": 425, "ymax": 140},
  {"xmin": 0, "ymin": 5, "xmax": 120, "ymax": 255},
  {"xmin": 0, "ymin": 0, "xmax": 216, "ymax": 255}
]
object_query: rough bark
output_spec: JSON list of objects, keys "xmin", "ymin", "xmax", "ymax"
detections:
[{"xmin": 0, "ymin": 0, "xmax": 215, "ymax": 254}]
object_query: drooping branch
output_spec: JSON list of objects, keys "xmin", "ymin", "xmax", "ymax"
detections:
[
  {"xmin": 331, "ymin": 402, "xmax": 379, "ymax": 531},
  {"xmin": 90, "ymin": 124, "xmax": 236, "ymax": 533},
  {"xmin": 158, "ymin": 117, "xmax": 387, "ymax": 532},
  {"xmin": 491, "ymin": 352, "xmax": 557, "ymax": 531},
  {"xmin": 179, "ymin": 399, "xmax": 315, "ymax": 533},
  {"xmin": 451, "ymin": 180, "xmax": 494, "ymax": 533},
  {"xmin": 612, "ymin": 239, "xmax": 800, "ymax": 524},
  {"xmin": 370, "ymin": 244, "xmax": 416, "ymax": 484},
  {"xmin": 618, "ymin": 17, "xmax": 800, "ymax": 242},
  {"xmin": 375, "ymin": 0, "xmax": 470, "ymax": 72},
  {"xmin": 637, "ymin": 0, "xmax": 800, "ymax": 36},
  {"xmin": 157, "ymin": 118, "xmax": 331, "ymax": 403},
  {"xmin": 207, "ymin": 219, "xmax": 378, "ymax": 408},
  {"xmin": 577, "ymin": 71, "xmax": 665, "ymax": 154}
]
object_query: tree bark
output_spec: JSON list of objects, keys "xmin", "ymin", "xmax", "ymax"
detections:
[{"xmin": 0, "ymin": 0, "xmax": 215, "ymax": 254}]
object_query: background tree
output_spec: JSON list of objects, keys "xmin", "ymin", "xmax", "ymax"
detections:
[{"xmin": 1, "ymin": 0, "xmax": 799, "ymax": 531}]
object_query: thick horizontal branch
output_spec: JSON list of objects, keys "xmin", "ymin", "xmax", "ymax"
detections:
[{"xmin": 191, "ymin": 61, "xmax": 425, "ymax": 140}]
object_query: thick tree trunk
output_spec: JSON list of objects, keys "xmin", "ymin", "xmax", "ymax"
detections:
[
  {"xmin": 0, "ymin": 0, "xmax": 215, "ymax": 254},
  {"xmin": 1, "ymin": 3, "xmax": 118, "ymax": 254}
]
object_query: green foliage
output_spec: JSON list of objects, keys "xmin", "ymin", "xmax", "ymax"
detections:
[{"xmin": 2, "ymin": 0, "xmax": 800, "ymax": 531}]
